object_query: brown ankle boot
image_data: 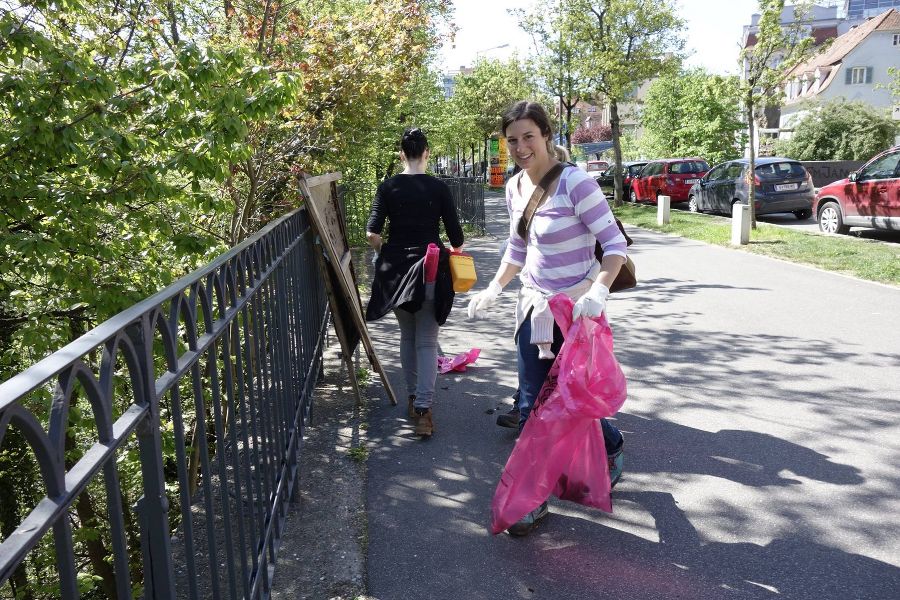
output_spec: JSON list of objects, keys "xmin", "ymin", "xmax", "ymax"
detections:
[
  {"xmin": 414, "ymin": 408, "xmax": 433, "ymax": 437},
  {"xmin": 407, "ymin": 394, "xmax": 416, "ymax": 419}
]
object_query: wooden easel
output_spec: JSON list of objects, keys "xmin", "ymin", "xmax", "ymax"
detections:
[{"xmin": 299, "ymin": 173, "xmax": 398, "ymax": 406}]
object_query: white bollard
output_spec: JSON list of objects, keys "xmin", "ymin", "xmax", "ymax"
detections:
[
  {"xmin": 657, "ymin": 195, "xmax": 671, "ymax": 225},
  {"xmin": 731, "ymin": 202, "xmax": 750, "ymax": 245}
]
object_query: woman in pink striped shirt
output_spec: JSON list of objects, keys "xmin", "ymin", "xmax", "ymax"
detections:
[{"xmin": 468, "ymin": 100, "xmax": 628, "ymax": 536}]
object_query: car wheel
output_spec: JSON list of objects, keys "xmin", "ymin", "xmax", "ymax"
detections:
[
  {"xmin": 818, "ymin": 201, "xmax": 848, "ymax": 234},
  {"xmin": 688, "ymin": 195, "xmax": 700, "ymax": 213},
  {"xmin": 630, "ymin": 189, "xmax": 637, "ymax": 203},
  {"xmin": 793, "ymin": 209, "xmax": 812, "ymax": 220}
]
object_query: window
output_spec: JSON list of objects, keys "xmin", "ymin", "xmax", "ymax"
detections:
[
  {"xmin": 858, "ymin": 150, "xmax": 900, "ymax": 181},
  {"xmin": 846, "ymin": 66, "xmax": 873, "ymax": 85},
  {"xmin": 894, "ymin": 33, "xmax": 900, "ymax": 46},
  {"xmin": 706, "ymin": 164, "xmax": 728, "ymax": 181},
  {"xmin": 725, "ymin": 163, "xmax": 745, "ymax": 179},
  {"xmin": 669, "ymin": 160, "xmax": 709, "ymax": 174}
]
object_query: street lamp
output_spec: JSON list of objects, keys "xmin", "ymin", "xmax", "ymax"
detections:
[{"xmin": 475, "ymin": 43, "xmax": 510, "ymax": 60}]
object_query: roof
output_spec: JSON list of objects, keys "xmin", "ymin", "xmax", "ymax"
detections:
[
  {"xmin": 811, "ymin": 26, "xmax": 838, "ymax": 45},
  {"xmin": 786, "ymin": 9, "xmax": 896, "ymax": 79}
]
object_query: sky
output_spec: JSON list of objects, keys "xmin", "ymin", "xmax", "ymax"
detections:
[{"xmin": 440, "ymin": 0, "xmax": 762, "ymax": 76}]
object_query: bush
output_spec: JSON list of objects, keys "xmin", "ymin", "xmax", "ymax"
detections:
[{"xmin": 775, "ymin": 100, "xmax": 898, "ymax": 160}]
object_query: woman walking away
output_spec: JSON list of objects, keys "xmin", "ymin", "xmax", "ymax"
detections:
[
  {"xmin": 365, "ymin": 128, "xmax": 465, "ymax": 437},
  {"xmin": 467, "ymin": 101, "xmax": 628, "ymax": 534}
]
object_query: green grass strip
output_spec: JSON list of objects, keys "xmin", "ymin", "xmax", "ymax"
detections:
[{"xmin": 612, "ymin": 203, "xmax": 900, "ymax": 287}]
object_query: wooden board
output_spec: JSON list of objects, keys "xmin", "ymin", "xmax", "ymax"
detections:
[{"xmin": 299, "ymin": 174, "xmax": 398, "ymax": 406}]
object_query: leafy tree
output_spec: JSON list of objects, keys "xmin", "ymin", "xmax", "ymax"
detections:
[
  {"xmin": 515, "ymin": 0, "xmax": 590, "ymax": 152},
  {"xmin": 0, "ymin": 0, "xmax": 448, "ymax": 596},
  {"xmin": 572, "ymin": 121, "xmax": 612, "ymax": 144},
  {"xmin": 640, "ymin": 69, "xmax": 745, "ymax": 165},
  {"xmin": 448, "ymin": 57, "xmax": 538, "ymax": 173},
  {"xmin": 774, "ymin": 100, "xmax": 898, "ymax": 161},
  {"xmin": 739, "ymin": 0, "xmax": 816, "ymax": 227},
  {"xmin": 567, "ymin": 0, "xmax": 686, "ymax": 205},
  {"xmin": 450, "ymin": 58, "xmax": 538, "ymax": 143}
]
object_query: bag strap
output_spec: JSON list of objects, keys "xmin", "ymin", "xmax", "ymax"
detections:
[{"xmin": 516, "ymin": 163, "xmax": 565, "ymax": 239}]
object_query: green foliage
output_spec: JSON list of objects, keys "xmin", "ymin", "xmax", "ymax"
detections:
[
  {"xmin": 640, "ymin": 69, "xmax": 746, "ymax": 165},
  {"xmin": 347, "ymin": 445, "xmax": 369, "ymax": 462},
  {"xmin": 774, "ymin": 100, "xmax": 898, "ymax": 161},
  {"xmin": 449, "ymin": 58, "xmax": 538, "ymax": 142},
  {"xmin": 0, "ymin": 1, "xmax": 451, "ymax": 598},
  {"xmin": 514, "ymin": 0, "xmax": 589, "ymax": 150},
  {"xmin": 565, "ymin": 0, "xmax": 686, "ymax": 204}
]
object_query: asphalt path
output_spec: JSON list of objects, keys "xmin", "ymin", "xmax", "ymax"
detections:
[{"xmin": 363, "ymin": 190, "xmax": 900, "ymax": 599}]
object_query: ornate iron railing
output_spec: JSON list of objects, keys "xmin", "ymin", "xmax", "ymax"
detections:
[{"xmin": 0, "ymin": 207, "xmax": 328, "ymax": 599}]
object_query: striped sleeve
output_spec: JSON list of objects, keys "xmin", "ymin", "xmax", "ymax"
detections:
[
  {"xmin": 567, "ymin": 168, "xmax": 628, "ymax": 258},
  {"xmin": 502, "ymin": 178, "xmax": 527, "ymax": 267}
]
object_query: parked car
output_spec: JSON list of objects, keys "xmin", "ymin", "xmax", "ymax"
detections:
[
  {"xmin": 688, "ymin": 157, "xmax": 814, "ymax": 218},
  {"xmin": 586, "ymin": 159, "xmax": 610, "ymax": 174},
  {"xmin": 630, "ymin": 158, "xmax": 709, "ymax": 203},
  {"xmin": 594, "ymin": 161, "xmax": 649, "ymax": 198},
  {"xmin": 813, "ymin": 145, "xmax": 900, "ymax": 234}
]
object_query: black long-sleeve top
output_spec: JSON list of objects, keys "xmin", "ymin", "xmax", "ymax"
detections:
[
  {"xmin": 366, "ymin": 174, "xmax": 464, "ymax": 249},
  {"xmin": 365, "ymin": 174, "xmax": 464, "ymax": 323}
]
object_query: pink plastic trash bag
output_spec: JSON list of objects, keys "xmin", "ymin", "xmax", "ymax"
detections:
[
  {"xmin": 490, "ymin": 293, "xmax": 627, "ymax": 534},
  {"xmin": 437, "ymin": 348, "xmax": 480, "ymax": 374}
]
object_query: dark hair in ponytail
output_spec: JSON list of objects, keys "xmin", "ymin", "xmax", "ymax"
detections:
[{"xmin": 400, "ymin": 127, "xmax": 428, "ymax": 159}]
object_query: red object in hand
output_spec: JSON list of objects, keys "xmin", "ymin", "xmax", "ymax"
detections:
[{"xmin": 424, "ymin": 243, "xmax": 439, "ymax": 283}]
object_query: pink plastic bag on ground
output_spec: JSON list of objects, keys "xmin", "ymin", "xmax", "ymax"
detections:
[
  {"xmin": 437, "ymin": 348, "xmax": 480, "ymax": 373},
  {"xmin": 490, "ymin": 294, "xmax": 627, "ymax": 534}
]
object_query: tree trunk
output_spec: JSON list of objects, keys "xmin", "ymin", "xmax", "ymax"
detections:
[
  {"xmin": 609, "ymin": 99, "xmax": 624, "ymax": 207},
  {"xmin": 746, "ymin": 95, "xmax": 757, "ymax": 229}
]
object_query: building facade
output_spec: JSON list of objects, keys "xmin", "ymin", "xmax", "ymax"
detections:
[
  {"xmin": 779, "ymin": 9, "xmax": 900, "ymax": 142},
  {"xmin": 846, "ymin": 0, "xmax": 900, "ymax": 20}
]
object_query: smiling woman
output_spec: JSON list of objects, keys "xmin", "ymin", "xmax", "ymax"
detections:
[{"xmin": 467, "ymin": 99, "xmax": 630, "ymax": 536}]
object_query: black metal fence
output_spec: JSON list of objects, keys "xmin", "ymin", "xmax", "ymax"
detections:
[
  {"xmin": 438, "ymin": 176, "xmax": 486, "ymax": 236},
  {"xmin": 339, "ymin": 176, "xmax": 486, "ymax": 247},
  {"xmin": 0, "ymin": 207, "xmax": 328, "ymax": 599}
]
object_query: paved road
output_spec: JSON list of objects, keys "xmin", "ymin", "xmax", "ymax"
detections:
[{"xmin": 363, "ymin": 190, "xmax": 900, "ymax": 599}]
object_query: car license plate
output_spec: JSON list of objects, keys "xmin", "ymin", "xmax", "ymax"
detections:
[
  {"xmin": 685, "ymin": 178, "xmax": 699, "ymax": 184},
  {"xmin": 775, "ymin": 183, "xmax": 798, "ymax": 191}
]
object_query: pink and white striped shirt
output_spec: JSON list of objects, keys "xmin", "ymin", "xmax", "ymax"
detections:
[{"xmin": 502, "ymin": 165, "xmax": 628, "ymax": 293}]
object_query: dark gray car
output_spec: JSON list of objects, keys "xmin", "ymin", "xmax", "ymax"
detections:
[{"xmin": 688, "ymin": 157, "xmax": 814, "ymax": 219}]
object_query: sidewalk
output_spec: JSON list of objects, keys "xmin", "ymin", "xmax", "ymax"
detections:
[{"xmin": 362, "ymin": 190, "xmax": 900, "ymax": 599}]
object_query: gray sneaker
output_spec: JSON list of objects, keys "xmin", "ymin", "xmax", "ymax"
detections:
[{"xmin": 507, "ymin": 501, "xmax": 549, "ymax": 537}]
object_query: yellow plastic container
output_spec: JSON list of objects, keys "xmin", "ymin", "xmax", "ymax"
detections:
[{"xmin": 449, "ymin": 253, "xmax": 477, "ymax": 293}]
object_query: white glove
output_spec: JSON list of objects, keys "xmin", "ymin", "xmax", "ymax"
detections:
[
  {"xmin": 467, "ymin": 280, "xmax": 502, "ymax": 320},
  {"xmin": 572, "ymin": 280, "xmax": 610, "ymax": 320}
]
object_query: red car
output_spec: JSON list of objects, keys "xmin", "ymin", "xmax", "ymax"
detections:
[
  {"xmin": 813, "ymin": 145, "xmax": 900, "ymax": 234},
  {"xmin": 630, "ymin": 158, "xmax": 710, "ymax": 203}
]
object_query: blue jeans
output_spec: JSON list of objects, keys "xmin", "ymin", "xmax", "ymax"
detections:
[
  {"xmin": 516, "ymin": 315, "xmax": 623, "ymax": 455},
  {"xmin": 393, "ymin": 285, "xmax": 439, "ymax": 410}
]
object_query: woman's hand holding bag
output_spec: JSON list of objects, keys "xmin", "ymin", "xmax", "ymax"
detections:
[{"xmin": 572, "ymin": 280, "xmax": 609, "ymax": 320}]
